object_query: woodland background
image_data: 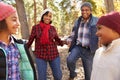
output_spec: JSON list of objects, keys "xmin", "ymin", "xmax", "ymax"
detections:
[
  {"xmin": 1, "ymin": 0, "xmax": 120, "ymax": 80},
  {"xmin": 1, "ymin": 0, "xmax": 120, "ymax": 39}
]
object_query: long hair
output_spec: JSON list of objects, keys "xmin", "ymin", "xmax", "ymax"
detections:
[{"xmin": 0, "ymin": 19, "xmax": 7, "ymax": 31}]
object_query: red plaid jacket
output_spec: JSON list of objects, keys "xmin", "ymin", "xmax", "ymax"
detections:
[{"xmin": 27, "ymin": 24, "xmax": 63, "ymax": 60}]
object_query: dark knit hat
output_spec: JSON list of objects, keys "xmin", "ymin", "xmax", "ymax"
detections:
[
  {"xmin": 97, "ymin": 11, "xmax": 120, "ymax": 34},
  {"xmin": 81, "ymin": 2, "xmax": 92, "ymax": 10}
]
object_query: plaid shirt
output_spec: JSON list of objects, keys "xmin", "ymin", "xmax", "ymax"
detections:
[
  {"xmin": 0, "ymin": 37, "xmax": 21, "ymax": 80},
  {"xmin": 27, "ymin": 24, "xmax": 63, "ymax": 61},
  {"xmin": 77, "ymin": 18, "xmax": 90, "ymax": 47}
]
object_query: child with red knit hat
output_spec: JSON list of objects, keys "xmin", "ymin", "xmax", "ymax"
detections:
[
  {"xmin": 0, "ymin": 2, "xmax": 37, "ymax": 80},
  {"xmin": 91, "ymin": 11, "xmax": 120, "ymax": 80}
]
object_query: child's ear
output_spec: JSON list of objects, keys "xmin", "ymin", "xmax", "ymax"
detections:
[{"xmin": 112, "ymin": 30, "xmax": 120, "ymax": 38}]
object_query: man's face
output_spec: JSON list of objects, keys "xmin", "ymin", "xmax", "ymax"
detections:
[{"xmin": 81, "ymin": 6, "xmax": 92, "ymax": 20}]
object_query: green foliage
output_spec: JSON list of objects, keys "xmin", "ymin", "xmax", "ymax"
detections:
[
  {"xmin": 58, "ymin": 0, "xmax": 79, "ymax": 36},
  {"xmin": 6, "ymin": 0, "xmax": 120, "ymax": 36},
  {"xmin": 114, "ymin": 1, "xmax": 120, "ymax": 11},
  {"xmin": 1, "ymin": 0, "xmax": 15, "ymax": 4},
  {"xmin": 24, "ymin": 0, "xmax": 43, "ymax": 27},
  {"xmin": 93, "ymin": 0, "xmax": 106, "ymax": 17},
  {"xmin": 1, "ymin": 0, "xmax": 15, "ymax": 7},
  {"xmin": 47, "ymin": 0, "xmax": 60, "ymax": 31}
]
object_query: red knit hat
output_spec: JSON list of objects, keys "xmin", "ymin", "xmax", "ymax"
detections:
[
  {"xmin": 97, "ymin": 11, "xmax": 120, "ymax": 34},
  {"xmin": 0, "ymin": 2, "xmax": 16, "ymax": 21}
]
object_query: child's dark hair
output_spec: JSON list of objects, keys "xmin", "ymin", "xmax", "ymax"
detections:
[
  {"xmin": 0, "ymin": 19, "xmax": 7, "ymax": 31},
  {"xmin": 41, "ymin": 11, "xmax": 52, "ymax": 24}
]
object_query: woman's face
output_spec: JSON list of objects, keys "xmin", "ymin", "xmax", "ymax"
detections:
[
  {"xmin": 96, "ymin": 25, "xmax": 120, "ymax": 46},
  {"xmin": 81, "ymin": 6, "xmax": 92, "ymax": 20},
  {"xmin": 5, "ymin": 12, "xmax": 20, "ymax": 34},
  {"xmin": 43, "ymin": 12, "xmax": 52, "ymax": 24}
]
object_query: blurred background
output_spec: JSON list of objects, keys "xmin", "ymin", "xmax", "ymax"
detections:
[{"xmin": 1, "ymin": 0, "xmax": 120, "ymax": 39}]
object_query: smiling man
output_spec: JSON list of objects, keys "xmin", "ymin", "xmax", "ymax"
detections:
[{"xmin": 66, "ymin": 2, "xmax": 98, "ymax": 80}]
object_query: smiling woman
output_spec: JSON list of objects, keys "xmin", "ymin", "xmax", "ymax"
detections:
[
  {"xmin": 27, "ymin": 8, "xmax": 66, "ymax": 80},
  {"xmin": 65, "ymin": 2, "xmax": 98, "ymax": 80}
]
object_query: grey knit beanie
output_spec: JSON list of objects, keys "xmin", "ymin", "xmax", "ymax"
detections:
[{"xmin": 80, "ymin": 2, "xmax": 92, "ymax": 10}]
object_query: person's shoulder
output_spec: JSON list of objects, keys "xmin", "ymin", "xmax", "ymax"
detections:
[
  {"xmin": 50, "ymin": 25, "xmax": 54, "ymax": 27},
  {"xmin": 50, "ymin": 25, "xmax": 56, "ymax": 29},
  {"xmin": 91, "ymin": 15, "xmax": 99, "ymax": 23},
  {"xmin": 96, "ymin": 46, "xmax": 106, "ymax": 54},
  {"xmin": 77, "ymin": 16, "xmax": 82, "ymax": 21},
  {"xmin": 31, "ymin": 24, "xmax": 40, "ymax": 30},
  {"xmin": 94, "ymin": 47, "xmax": 103, "ymax": 57},
  {"xmin": 92, "ymin": 15, "xmax": 98, "ymax": 20},
  {"xmin": 12, "ymin": 36, "xmax": 27, "ymax": 44},
  {"xmin": 33, "ymin": 24, "xmax": 39, "ymax": 27},
  {"xmin": 74, "ymin": 16, "xmax": 82, "ymax": 24},
  {"xmin": 96, "ymin": 47, "xmax": 103, "ymax": 52},
  {"xmin": 16, "ymin": 39, "xmax": 27, "ymax": 44}
]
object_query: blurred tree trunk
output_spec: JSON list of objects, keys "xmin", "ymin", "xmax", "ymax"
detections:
[
  {"xmin": 33, "ymin": 0, "xmax": 37, "ymax": 25},
  {"xmin": 15, "ymin": 0, "xmax": 29, "ymax": 39},
  {"xmin": 43, "ymin": 0, "xmax": 47, "ymax": 9},
  {"xmin": 104, "ymin": 0, "xmax": 114, "ymax": 13}
]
